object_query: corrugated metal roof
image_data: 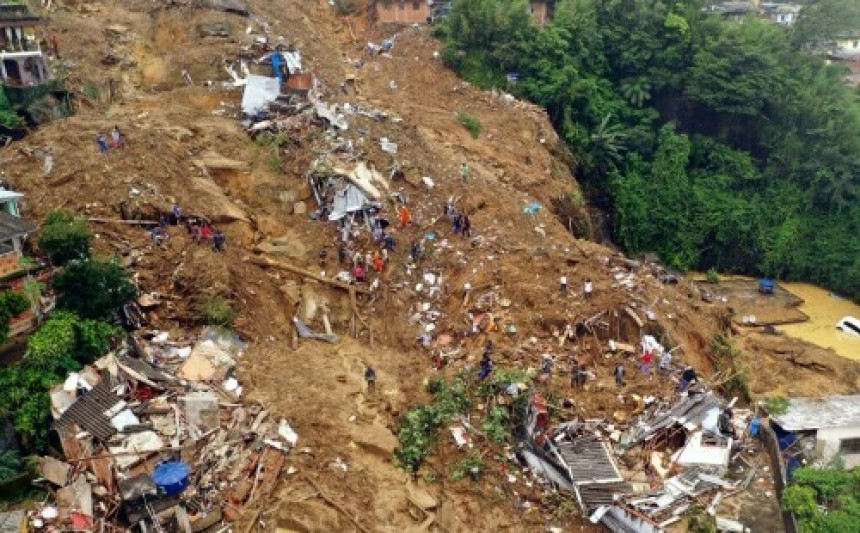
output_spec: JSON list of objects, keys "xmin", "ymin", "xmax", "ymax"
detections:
[
  {"xmin": 0, "ymin": 211, "xmax": 35, "ymax": 241},
  {"xmin": 772, "ymin": 395, "xmax": 860, "ymax": 431},
  {"xmin": 55, "ymin": 382, "xmax": 123, "ymax": 441},
  {"xmin": 579, "ymin": 482, "xmax": 632, "ymax": 511},
  {"xmin": 557, "ymin": 435, "xmax": 622, "ymax": 484},
  {"xmin": 629, "ymin": 391, "xmax": 722, "ymax": 444}
]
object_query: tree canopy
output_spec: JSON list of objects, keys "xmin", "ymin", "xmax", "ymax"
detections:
[
  {"xmin": 52, "ymin": 258, "xmax": 137, "ymax": 320},
  {"xmin": 437, "ymin": 0, "xmax": 860, "ymax": 300}
]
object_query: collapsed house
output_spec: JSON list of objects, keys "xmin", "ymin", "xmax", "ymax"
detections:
[
  {"xmin": 519, "ymin": 385, "xmax": 755, "ymax": 532},
  {"xmin": 34, "ymin": 327, "xmax": 296, "ymax": 532}
]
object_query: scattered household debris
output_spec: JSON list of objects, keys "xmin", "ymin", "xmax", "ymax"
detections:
[{"xmin": 36, "ymin": 327, "xmax": 294, "ymax": 532}]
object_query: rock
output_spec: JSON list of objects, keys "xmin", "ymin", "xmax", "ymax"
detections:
[
  {"xmin": 200, "ymin": 0, "xmax": 250, "ymax": 16},
  {"xmin": 194, "ymin": 152, "xmax": 249, "ymax": 171},
  {"xmin": 408, "ymin": 487, "xmax": 438, "ymax": 510},
  {"xmin": 105, "ymin": 25, "xmax": 129, "ymax": 36},
  {"xmin": 277, "ymin": 189, "xmax": 298, "ymax": 204},
  {"xmin": 292, "ymin": 201, "xmax": 307, "ymax": 215},
  {"xmin": 255, "ymin": 237, "xmax": 307, "ymax": 259},
  {"xmin": 197, "ymin": 22, "xmax": 231, "ymax": 38},
  {"xmin": 350, "ymin": 422, "xmax": 398, "ymax": 458}
]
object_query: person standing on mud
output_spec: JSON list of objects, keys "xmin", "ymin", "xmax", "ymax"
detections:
[
  {"xmin": 213, "ymin": 230, "xmax": 226, "ymax": 252},
  {"xmin": 410, "ymin": 240, "xmax": 421, "ymax": 263},
  {"xmin": 398, "ymin": 205, "xmax": 412, "ymax": 228},
  {"xmin": 680, "ymin": 366, "xmax": 698, "ymax": 392},
  {"xmin": 97, "ymin": 133, "xmax": 109, "ymax": 155},
  {"xmin": 560, "ymin": 275, "xmax": 568, "ymax": 296},
  {"xmin": 364, "ymin": 366, "xmax": 377, "ymax": 392},
  {"xmin": 462, "ymin": 214, "xmax": 472, "ymax": 237},
  {"xmin": 478, "ymin": 353, "xmax": 494, "ymax": 380},
  {"xmin": 460, "ymin": 163, "xmax": 469, "ymax": 183},
  {"xmin": 584, "ymin": 279, "xmax": 594, "ymax": 299},
  {"xmin": 112, "ymin": 126, "xmax": 123, "ymax": 149},
  {"xmin": 614, "ymin": 363, "xmax": 626, "ymax": 387}
]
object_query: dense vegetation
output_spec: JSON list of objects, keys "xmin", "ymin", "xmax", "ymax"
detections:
[
  {"xmin": 437, "ymin": 0, "xmax": 860, "ymax": 300},
  {"xmin": 782, "ymin": 466, "xmax": 860, "ymax": 532},
  {"xmin": 0, "ymin": 217, "xmax": 133, "ymax": 452},
  {"xmin": 0, "ymin": 311, "xmax": 118, "ymax": 450},
  {"xmin": 39, "ymin": 209, "xmax": 93, "ymax": 265}
]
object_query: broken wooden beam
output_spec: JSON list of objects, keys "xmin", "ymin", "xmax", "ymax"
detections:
[
  {"xmin": 251, "ymin": 256, "xmax": 370, "ymax": 294},
  {"xmin": 88, "ymin": 218, "xmax": 158, "ymax": 225}
]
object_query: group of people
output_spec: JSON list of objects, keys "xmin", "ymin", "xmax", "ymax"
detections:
[
  {"xmin": 97, "ymin": 126, "xmax": 124, "ymax": 154},
  {"xmin": 559, "ymin": 276, "xmax": 593, "ymax": 298},
  {"xmin": 147, "ymin": 204, "xmax": 226, "ymax": 252},
  {"xmin": 444, "ymin": 201, "xmax": 472, "ymax": 238}
]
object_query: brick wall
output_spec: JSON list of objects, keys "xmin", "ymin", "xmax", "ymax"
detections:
[
  {"xmin": 376, "ymin": 1, "xmax": 429, "ymax": 24},
  {"xmin": 0, "ymin": 251, "xmax": 21, "ymax": 278}
]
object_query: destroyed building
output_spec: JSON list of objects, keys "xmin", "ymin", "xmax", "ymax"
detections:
[{"xmin": 0, "ymin": 3, "xmax": 51, "ymax": 87}]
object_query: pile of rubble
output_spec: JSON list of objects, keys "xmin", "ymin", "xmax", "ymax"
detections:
[
  {"xmin": 32, "ymin": 328, "xmax": 297, "ymax": 532},
  {"xmin": 518, "ymin": 381, "xmax": 762, "ymax": 533}
]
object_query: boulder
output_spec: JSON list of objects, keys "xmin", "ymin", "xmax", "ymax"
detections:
[
  {"xmin": 408, "ymin": 487, "xmax": 438, "ymax": 510},
  {"xmin": 197, "ymin": 22, "xmax": 231, "ymax": 38},
  {"xmin": 200, "ymin": 0, "xmax": 250, "ymax": 16}
]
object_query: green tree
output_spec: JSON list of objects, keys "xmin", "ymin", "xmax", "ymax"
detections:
[
  {"xmin": 52, "ymin": 259, "xmax": 137, "ymax": 320},
  {"xmin": 0, "ymin": 311, "xmax": 119, "ymax": 449},
  {"xmin": 0, "ymin": 85, "xmax": 23, "ymax": 129},
  {"xmin": 0, "ymin": 291, "xmax": 29, "ymax": 344},
  {"xmin": 789, "ymin": 0, "xmax": 860, "ymax": 50},
  {"xmin": 38, "ymin": 210, "xmax": 93, "ymax": 265},
  {"xmin": 437, "ymin": 0, "xmax": 860, "ymax": 301}
]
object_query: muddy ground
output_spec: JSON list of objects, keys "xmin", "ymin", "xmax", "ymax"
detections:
[{"xmin": 5, "ymin": 1, "xmax": 859, "ymax": 531}]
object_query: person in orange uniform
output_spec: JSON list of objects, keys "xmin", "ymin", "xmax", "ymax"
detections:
[{"xmin": 398, "ymin": 205, "xmax": 412, "ymax": 228}]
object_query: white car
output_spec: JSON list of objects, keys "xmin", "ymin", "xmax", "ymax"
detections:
[{"xmin": 836, "ymin": 316, "xmax": 860, "ymax": 338}]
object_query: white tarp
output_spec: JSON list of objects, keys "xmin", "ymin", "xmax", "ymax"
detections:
[
  {"xmin": 241, "ymin": 75, "xmax": 281, "ymax": 115},
  {"xmin": 329, "ymin": 184, "xmax": 370, "ymax": 221},
  {"xmin": 283, "ymin": 51, "xmax": 302, "ymax": 74}
]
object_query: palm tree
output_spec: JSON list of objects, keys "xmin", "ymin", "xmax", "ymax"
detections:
[
  {"xmin": 620, "ymin": 77, "xmax": 652, "ymax": 108},
  {"xmin": 586, "ymin": 113, "xmax": 628, "ymax": 176}
]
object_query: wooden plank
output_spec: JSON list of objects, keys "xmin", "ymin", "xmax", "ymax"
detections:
[{"xmin": 251, "ymin": 256, "xmax": 370, "ymax": 294}]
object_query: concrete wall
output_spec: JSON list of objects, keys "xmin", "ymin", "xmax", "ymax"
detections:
[
  {"xmin": 531, "ymin": 2, "xmax": 549, "ymax": 26},
  {"xmin": 836, "ymin": 38, "xmax": 860, "ymax": 54},
  {"xmin": 376, "ymin": 1, "xmax": 429, "ymax": 24},
  {"xmin": 816, "ymin": 426, "xmax": 860, "ymax": 469}
]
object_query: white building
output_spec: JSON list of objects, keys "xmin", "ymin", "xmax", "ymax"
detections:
[{"xmin": 771, "ymin": 395, "xmax": 860, "ymax": 469}]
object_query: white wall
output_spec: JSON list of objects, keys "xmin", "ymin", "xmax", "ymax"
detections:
[{"xmin": 815, "ymin": 426, "xmax": 860, "ymax": 469}]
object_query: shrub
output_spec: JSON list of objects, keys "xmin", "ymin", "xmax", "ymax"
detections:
[
  {"xmin": 39, "ymin": 210, "xmax": 92, "ymax": 265},
  {"xmin": 762, "ymin": 395, "xmax": 790, "ymax": 416},
  {"xmin": 196, "ymin": 296, "xmax": 237, "ymax": 326},
  {"xmin": 0, "ymin": 311, "xmax": 117, "ymax": 450},
  {"xmin": 0, "ymin": 291, "xmax": 29, "ymax": 344},
  {"xmin": 706, "ymin": 268, "xmax": 720, "ymax": 284},
  {"xmin": 52, "ymin": 258, "xmax": 137, "ymax": 319},
  {"xmin": 456, "ymin": 112, "xmax": 482, "ymax": 139},
  {"xmin": 451, "ymin": 452, "xmax": 485, "ymax": 481},
  {"xmin": 783, "ymin": 466, "xmax": 860, "ymax": 530},
  {"xmin": 395, "ymin": 375, "xmax": 471, "ymax": 468}
]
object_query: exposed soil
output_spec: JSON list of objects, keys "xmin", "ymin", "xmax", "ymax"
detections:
[{"xmin": 6, "ymin": 1, "xmax": 858, "ymax": 531}]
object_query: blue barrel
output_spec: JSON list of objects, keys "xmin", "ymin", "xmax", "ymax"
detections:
[{"xmin": 153, "ymin": 461, "xmax": 190, "ymax": 496}]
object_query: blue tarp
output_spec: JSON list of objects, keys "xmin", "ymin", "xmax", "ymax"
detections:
[{"xmin": 271, "ymin": 52, "xmax": 285, "ymax": 84}]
